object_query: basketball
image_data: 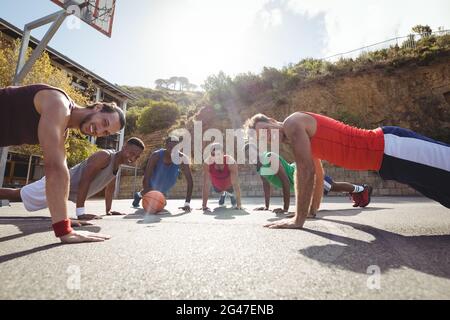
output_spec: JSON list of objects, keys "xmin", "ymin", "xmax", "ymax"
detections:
[{"xmin": 142, "ymin": 191, "xmax": 166, "ymax": 214}]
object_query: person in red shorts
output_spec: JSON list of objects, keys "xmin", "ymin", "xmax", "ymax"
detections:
[
  {"xmin": 244, "ymin": 112, "xmax": 450, "ymax": 229},
  {"xmin": 201, "ymin": 143, "xmax": 242, "ymax": 211}
]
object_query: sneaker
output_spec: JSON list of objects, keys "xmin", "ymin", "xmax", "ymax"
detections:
[
  {"xmin": 132, "ymin": 192, "xmax": 142, "ymax": 208},
  {"xmin": 219, "ymin": 192, "xmax": 227, "ymax": 206},
  {"xmin": 229, "ymin": 193, "xmax": 237, "ymax": 207},
  {"xmin": 359, "ymin": 184, "xmax": 373, "ymax": 208},
  {"xmin": 350, "ymin": 192, "xmax": 362, "ymax": 207}
]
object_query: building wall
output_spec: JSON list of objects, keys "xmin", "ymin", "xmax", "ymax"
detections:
[{"xmin": 117, "ymin": 163, "xmax": 421, "ymax": 199}]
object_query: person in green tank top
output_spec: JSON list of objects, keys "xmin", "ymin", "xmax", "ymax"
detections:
[{"xmin": 244, "ymin": 144, "xmax": 370, "ymax": 216}]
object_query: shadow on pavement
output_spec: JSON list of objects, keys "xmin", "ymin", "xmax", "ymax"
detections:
[
  {"xmin": 299, "ymin": 217, "xmax": 450, "ymax": 280},
  {"xmin": 265, "ymin": 207, "xmax": 390, "ymax": 222},
  {"xmin": 124, "ymin": 209, "xmax": 189, "ymax": 224},
  {"xmin": 0, "ymin": 243, "xmax": 62, "ymax": 264},
  {"xmin": 0, "ymin": 216, "xmax": 101, "ymax": 243},
  {"xmin": 0, "ymin": 217, "xmax": 103, "ymax": 264},
  {"xmin": 202, "ymin": 206, "xmax": 250, "ymax": 220}
]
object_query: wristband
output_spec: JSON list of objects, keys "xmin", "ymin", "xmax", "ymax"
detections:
[
  {"xmin": 76, "ymin": 207, "xmax": 86, "ymax": 217},
  {"xmin": 184, "ymin": 202, "xmax": 190, "ymax": 207},
  {"xmin": 52, "ymin": 219, "xmax": 73, "ymax": 238}
]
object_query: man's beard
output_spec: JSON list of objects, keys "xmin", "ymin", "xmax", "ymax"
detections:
[{"xmin": 79, "ymin": 113, "xmax": 95, "ymax": 135}]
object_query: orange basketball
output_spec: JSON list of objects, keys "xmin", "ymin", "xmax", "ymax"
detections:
[{"xmin": 142, "ymin": 191, "xmax": 166, "ymax": 214}]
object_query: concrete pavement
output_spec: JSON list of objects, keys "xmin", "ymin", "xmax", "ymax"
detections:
[{"xmin": 0, "ymin": 197, "xmax": 449, "ymax": 299}]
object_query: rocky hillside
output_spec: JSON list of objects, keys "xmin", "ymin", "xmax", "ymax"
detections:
[{"xmin": 190, "ymin": 51, "xmax": 450, "ymax": 162}]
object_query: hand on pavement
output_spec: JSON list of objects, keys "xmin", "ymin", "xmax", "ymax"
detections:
[
  {"xmin": 179, "ymin": 205, "xmax": 192, "ymax": 212},
  {"xmin": 272, "ymin": 208, "xmax": 288, "ymax": 214},
  {"xmin": 59, "ymin": 230, "xmax": 111, "ymax": 243},
  {"xmin": 264, "ymin": 218, "xmax": 304, "ymax": 229},
  {"xmin": 77, "ymin": 214, "xmax": 102, "ymax": 221},
  {"xmin": 107, "ymin": 211, "xmax": 127, "ymax": 216},
  {"xmin": 254, "ymin": 206, "xmax": 269, "ymax": 211},
  {"xmin": 70, "ymin": 219, "xmax": 94, "ymax": 227}
]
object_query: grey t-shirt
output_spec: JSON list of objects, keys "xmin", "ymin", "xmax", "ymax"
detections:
[{"xmin": 68, "ymin": 150, "xmax": 117, "ymax": 202}]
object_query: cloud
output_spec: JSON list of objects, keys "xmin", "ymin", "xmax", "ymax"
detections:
[
  {"xmin": 260, "ymin": 8, "xmax": 283, "ymax": 28},
  {"xmin": 286, "ymin": 0, "xmax": 450, "ymax": 56}
]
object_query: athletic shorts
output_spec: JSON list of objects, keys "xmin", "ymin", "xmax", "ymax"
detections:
[
  {"xmin": 213, "ymin": 186, "xmax": 234, "ymax": 194},
  {"xmin": 20, "ymin": 177, "xmax": 48, "ymax": 212},
  {"xmin": 379, "ymin": 126, "xmax": 450, "ymax": 208},
  {"xmin": 323, "ymin": 175, "xmax": 334, "ymax": 195}
]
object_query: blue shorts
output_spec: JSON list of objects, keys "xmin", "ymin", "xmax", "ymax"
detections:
[
  {"xmin": 323, "ymin": 175, "xmax": 334, "ymax": 195},
  {"xmin": 379, "ymin": 127, "xmax": 450, "ymax": 208}
]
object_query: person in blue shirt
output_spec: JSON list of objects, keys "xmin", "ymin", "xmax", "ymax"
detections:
[{"xmin": 132, "ymin": 136, "xmax": 193, "ymax": 212}]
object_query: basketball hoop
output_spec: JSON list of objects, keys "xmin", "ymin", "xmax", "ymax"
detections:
[{"xmin": 51, "ymin": 0, "xmax": 116, "ymax": 37}]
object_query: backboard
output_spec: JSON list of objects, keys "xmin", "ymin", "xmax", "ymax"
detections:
[{"xmin": 51, "ymin": 0, "xmax": 116, "ymax": 37}]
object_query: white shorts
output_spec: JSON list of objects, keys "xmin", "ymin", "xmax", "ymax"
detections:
[{"xmin": 20, "ymin": 177, "xmax": 48, "ymax": 212}]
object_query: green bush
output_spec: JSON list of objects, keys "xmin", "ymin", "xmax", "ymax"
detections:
[
  {"xmin": 125, "ymin": 107, "xmax": 143, "ymax": 135},
  {"xmin": 233, "ymin": 72, "xmax": 268, "ymax": 105},
  {"xmin": 65, "ymin": 132, "xmax": 99, "ymax": 168},
  {"xmin": 137, "ymin": 101, "xmax": 180, "ymax": 134}
]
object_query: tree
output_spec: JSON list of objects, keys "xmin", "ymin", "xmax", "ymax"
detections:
[
  {"xmin": 202, "ymin": 71, "xmax": 233, "ymax": 102},
  {"xmin": 412, "ymin": 25, "xmax": 432, "ymax": 37},
  {"xmin": 155, "ymin": 79, "xmax": 166, "ymax": 89},
  {"xmin": 124, "ymin": 107, "xmax": 143, "ymax": 136},
  {"xmin": 137, "ymin": 101, "xmax": 180, "ymax": 134},
  {"xmin": 65, "ymin": 132, "xmax": 100, "ymax": 168},
  {"xmin": 178, "ymin": 77, "xmax": 189, "ymax": 91},
  {"xmin": 186, "ymin": 83, "xmax": 198, "ymax": 91},
  {"xmin": 169, "ymin": 76, "xmax": 179, "ymax": 90}
]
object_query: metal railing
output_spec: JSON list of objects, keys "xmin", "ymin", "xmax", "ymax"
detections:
[{"xmin": 322, "ymin": 29, "xmax": 450, "ymax": 62}]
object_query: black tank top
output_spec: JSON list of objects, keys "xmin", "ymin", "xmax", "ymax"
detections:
[{"xmin": 0, "ymin": 84, "xmax": 74, "ymax": 147}]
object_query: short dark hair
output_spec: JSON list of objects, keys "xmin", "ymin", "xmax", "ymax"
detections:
[
  {"xmin": 244, "ymin": 113, "xmax": 273, "ymax": 130},
  {"xmin": 86, "ymin": 102, "xmax": 126, "ymax": 130},
  {"xmin": 127, "ymin": 137, "xmax": 145, "ymax": 150}
]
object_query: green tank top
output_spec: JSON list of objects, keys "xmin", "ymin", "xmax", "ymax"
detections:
[{"xmin": 256, "ymin": 152, "xmax": 295, "ymax": 192}]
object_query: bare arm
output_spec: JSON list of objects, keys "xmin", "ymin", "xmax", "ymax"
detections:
[
  {"xmin": 38, "ymin": 95, "xmax": 70, "ymax": 226},
  {"xmin": 276, "ymin": 164, "xmax": 291, "ymax": 212},
  {"xmin": 180, "ymin": 161, "xmax": 193, "ymax": 208},
  {"xmin": 202, "ymin": 162, "xmax": 211, "ymax": 209},
  {"xmin": 309, "ymin": 158, "xmax": 324, "ymax": 217},
  {"xmin": 265, "ymin": 117, "xmax": 314, "ymax": 229},
  {"xmin": 254, "ymin": 176, "xmax": 271, "ymax": 210},
  {"xmin": 228, "ymin": 158, "xmax": 242, "ymax": 209},
  {"xmin": 105, "ymin": 178, "xmax": 115, "ymax": 214},
  {"xmin": 76, "ymin": 151, "xmax": 111, "ymax": 215},
  {"xmin": 142, "ymin": 152, "xmax": 159, "ymax": 195}
]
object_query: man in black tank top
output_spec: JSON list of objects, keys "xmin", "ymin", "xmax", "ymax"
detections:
[{"xmin": 0, "ymin": 84, "xmax": 126, "ymax": 243}]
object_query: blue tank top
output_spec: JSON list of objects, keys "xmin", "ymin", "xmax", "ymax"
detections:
[{"xmin": 148, "ymin": 149, "xmax": 180, "ymax": 195}]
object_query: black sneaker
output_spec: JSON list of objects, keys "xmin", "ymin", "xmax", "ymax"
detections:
[
  {"xmin": 219, "ymin": 192, "xmax": 226, "ymax": 206},
  {"xmin": 132, "ymin": 192, "xmax": 142, "ymax": 208}
]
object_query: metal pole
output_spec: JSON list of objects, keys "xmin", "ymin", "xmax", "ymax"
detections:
[
  {"xmin": 14, "ymin": 11, "xmax": 68, "ymax": 85},
  {"xmin": 114, "ymin": 100, "xmax": 128, "ymax": 198},
  {"xmin": 25, "ymin": 155, "xmax": 33, "ymax": 185}
]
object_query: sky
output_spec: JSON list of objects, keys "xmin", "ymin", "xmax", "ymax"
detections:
[{"xmin": 0, "ymin": 0, "xmax": 449, "ymax": 89}]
